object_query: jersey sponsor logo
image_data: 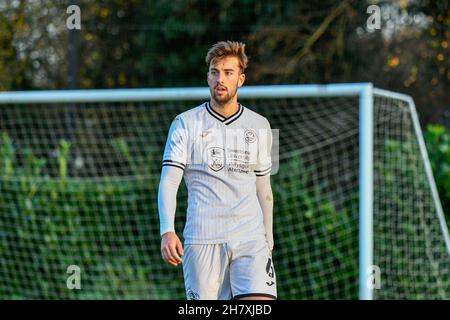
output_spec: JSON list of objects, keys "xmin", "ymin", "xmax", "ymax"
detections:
[
  {"xmin": 207, "ymin": 147, "xmax": 225, "ymax": 171},
  {"xmin": 244, "ymin": 128, "xmax": 257, "ymax": 144}
]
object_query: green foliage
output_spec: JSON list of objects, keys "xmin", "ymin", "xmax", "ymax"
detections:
[
  {"xmin": 0, "ymin": 132, "xmax": 14, "ymax": 178},
  {"xmin": 272, "ymin": 152, "xmax": 359, "ymax": 299},
  {"xmin": 424, "ymin": 124, "xmax": 450, "ymax": 218},
  {"xmin": 0, "ymin": 131, "xmax": 187, "ymax": 299},
  {"xmin": 373, "ymin": 134, "xmax": 450, "ymax": 299},
  {"xmin": 0, "ymin": 7, "xmax": 30, "ymax": 91},
  {"xmin": 0, "ymin": 0, "xmax": 447, "ymax": 124},
  {"xmin": 57, "ymin": 140, "xmax": 71, "ymax": 179},
  {"xmin": 0, "ymin": 126, "xmax": 449, "ymax": 299}
]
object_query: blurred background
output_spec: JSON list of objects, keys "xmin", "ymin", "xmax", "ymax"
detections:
[
  {"xmin": 0, "ymin": 0, "xmax": 448, "ymax": 299},
  {"xmin": 1, "ymin": 0, "xmax": 447, "ymax": 227},
  {"xmin": 0, "ymin": 1, "xmax": 448, "ymax": 122}
]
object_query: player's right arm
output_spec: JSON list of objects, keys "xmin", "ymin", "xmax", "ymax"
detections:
[
  {"xmin": 158, "ymin": 166, "xmax": 184, "ymax": 266},
  {"xmin": 158, "ymin": 115, "xmax": 188, "ymax": 266}
]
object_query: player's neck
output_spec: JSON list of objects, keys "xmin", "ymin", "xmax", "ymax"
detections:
[{"xmin": 210, "ymin": 99, "xmax": 239, "ymax": 118}]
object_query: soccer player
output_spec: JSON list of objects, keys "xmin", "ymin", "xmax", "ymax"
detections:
[{"xmin": 158, "ymin": 41, "xmax": 276, "ymax": 300}]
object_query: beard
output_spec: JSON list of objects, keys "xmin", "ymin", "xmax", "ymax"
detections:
[{"xmin": 210, "ymin": 84, "xmax": 238, "ymax": 106}]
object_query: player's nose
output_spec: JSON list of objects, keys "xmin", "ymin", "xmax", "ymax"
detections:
[{"xmin": 216, "ymin": 72, "xmax": 225, "ymax": 83}]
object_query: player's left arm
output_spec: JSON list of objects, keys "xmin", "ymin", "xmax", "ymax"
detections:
[
  {"xmin": 255, "ymin": 117, "xmax": 274, "ymax": 254},
  {"xmin": 256, "ymin": 175, "xmax": 274, "ymax": 254}
]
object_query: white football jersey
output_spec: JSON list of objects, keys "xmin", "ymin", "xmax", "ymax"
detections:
[{"xmin": 162, "ymin": 101, "xmax": 272, "ymax": 244}]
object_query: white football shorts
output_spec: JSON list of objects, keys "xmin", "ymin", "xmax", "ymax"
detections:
[{"xmin": 182, "ymin": 238, "xmax": 277, "ymax": 300}]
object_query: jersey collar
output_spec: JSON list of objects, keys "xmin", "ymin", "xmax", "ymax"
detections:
[{"xmin": 205, "ymin": 102, "xmax": 244, "ymax": 125}]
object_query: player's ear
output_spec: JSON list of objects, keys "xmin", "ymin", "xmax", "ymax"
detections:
[{"xmin": 238, "ymin": 72, "xmax": 246, "ymax": 87}]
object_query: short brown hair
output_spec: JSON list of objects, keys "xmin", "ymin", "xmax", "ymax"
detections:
[{"xmin": 205, "ymin": 41, "xmax": 248, "ymax": 73}]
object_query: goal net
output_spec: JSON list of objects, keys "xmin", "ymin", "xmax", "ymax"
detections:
[{"xmin": 0, "ymin": 84, "xmax": 448, "ymax": 299}]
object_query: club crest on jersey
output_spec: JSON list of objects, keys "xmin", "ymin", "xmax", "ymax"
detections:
[
  {"xmin": 207, "ymin": 147, "xmax": 225, "ymax": 171},
  {"xmin": 244, "ymin": 128, "xmax": 257, "ymax": 144}
]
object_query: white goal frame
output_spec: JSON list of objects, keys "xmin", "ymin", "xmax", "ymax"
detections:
[{"xmin": 1, "ymin": 83, "xmax": 449, "ymax": 300}]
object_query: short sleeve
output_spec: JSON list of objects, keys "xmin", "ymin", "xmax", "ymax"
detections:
[
  {"xmin": 162, "ymin": 115, "xmax": 188, "ymax": 171},
  {"xmin": 254, "ymin": 118, "xmax": 272, "ymax": 176}
]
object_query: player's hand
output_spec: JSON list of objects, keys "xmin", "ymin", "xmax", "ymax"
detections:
[{"xmin": 161, "ymin": 231, "xmax": 184, "ymax": 267}]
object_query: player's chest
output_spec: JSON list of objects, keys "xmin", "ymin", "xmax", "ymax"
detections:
[{"xmin": 190, "ymin": 125, "xmax": 259, "ymax": 173}]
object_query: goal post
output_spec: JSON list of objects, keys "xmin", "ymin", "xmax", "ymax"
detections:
[
  {"xmin": 0, "ymin": 84, "xmax": 448, "ymax": 299},
  {"xmin": 359, "ymin": 84, "xmax": 374, "ymax": 300}
]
